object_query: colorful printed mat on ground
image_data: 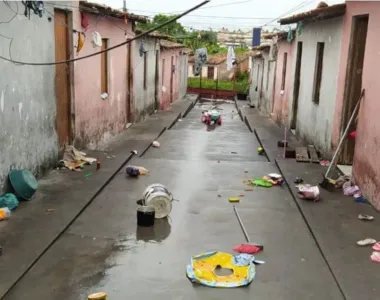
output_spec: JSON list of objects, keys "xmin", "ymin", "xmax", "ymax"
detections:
[{"xmin": 186, "ymin": 251, "xmax": 257, "ymax": 288}]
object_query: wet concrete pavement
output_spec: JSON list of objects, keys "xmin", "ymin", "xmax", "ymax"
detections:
[{"xmin": 3, "ymin": 100, "xmax": 344, "ymax": 299}]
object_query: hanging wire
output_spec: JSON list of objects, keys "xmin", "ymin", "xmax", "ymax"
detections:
[{"xmin": 0, "ymin": 0, "xmax": 210, "ymax": 66}]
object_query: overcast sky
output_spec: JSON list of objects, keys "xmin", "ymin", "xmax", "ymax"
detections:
[{"xmin": 95, "ymin": 0, "xmax": 344, "ymax": 31}]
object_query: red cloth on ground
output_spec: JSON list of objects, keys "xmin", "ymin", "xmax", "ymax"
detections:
[
  {"xmin": 349, "ymin": 131, "xmax": 356, "ymax": 139},
  {"xmin": 233, "ymin": 244, "xmax": 263, "ymax": 254}
]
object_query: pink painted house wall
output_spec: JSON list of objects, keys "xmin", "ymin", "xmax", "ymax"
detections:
[
  {"xmin": 160, "ymin": 49, "xmax": 180, "ymax": 110},
  {"xmin": 333, "ymin": 1, "xmax": 380, "ymax": 209},
  {"xmin": 72, "ymin": 12, "xmax": 133, "ymax": 148},
  {"xmin": 272, "ymin": 40, "xmax": 294, "ymax": 124}
]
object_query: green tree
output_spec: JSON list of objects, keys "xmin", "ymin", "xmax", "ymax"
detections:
[{"xmin": 137, "ymin": 14, "xmax": 186, "ymax": 37}]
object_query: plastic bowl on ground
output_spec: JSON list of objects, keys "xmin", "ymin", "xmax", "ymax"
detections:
[{"xmin": 8, "ymin": 169, "xmax": 38, "ymax": 201}]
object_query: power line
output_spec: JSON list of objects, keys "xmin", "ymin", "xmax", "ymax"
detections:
[
  {"xmin": 0, "ymin": 0, "xmax": 210, "ymax": 66},
  {"xmin": 169, "ymin": 0, "xmax": 253, "ymax": 13},
  {"xmin": 138, "ymin": 12, "xmax": 274, "ymax": 20},
  {"xmin": 261, "ymin": 0, "xmax": 316, "ymax": 27}
]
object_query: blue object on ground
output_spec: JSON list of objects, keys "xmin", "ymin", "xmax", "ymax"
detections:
[
  {"xmin": 0, "ymin": 193, "xmax": 19, "ymax": 211},
  {"xmin": 126, "ymin": 166, "xmax": 140, "ymax": 177}
]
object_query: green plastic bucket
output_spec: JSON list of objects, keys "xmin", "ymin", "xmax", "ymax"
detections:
[{"xmin": 8, "ymin": 169, "xmax": 38, "ymax": 200}]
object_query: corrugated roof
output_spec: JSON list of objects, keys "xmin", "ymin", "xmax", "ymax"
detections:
[
  {"xmin": 279, "ymin": 3, "xmax": 346, "ymax": 25},
  {"xmin": 160, "ymin": 40, "xmax": 187, "ymax": 49},
  {"xmin": 80, "ymin": 1, "xmax": 148, "ymax": 23}
]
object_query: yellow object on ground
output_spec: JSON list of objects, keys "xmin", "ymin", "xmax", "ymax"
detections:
[
  {"xmin": 186, "ymin": 251, "xmax": 256, "ymax": 287},
  {"xmin": 88, "ymin": 292, "xmax": 106, "ymax": 299},
  {"xmin": 228, "ymin": 197, "xmax": 240, "ymax": 202}
]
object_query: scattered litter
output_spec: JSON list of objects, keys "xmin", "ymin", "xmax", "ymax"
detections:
[
  {"xmin": 297, "ymin": 185, "xmax": 320, "ymax": 202},
  {"xmin": 268, "ymin": 173, "xmax": 281, "ymax": 179},
  {"xmin": 0, "ymin": 207, "xmax": 11, "ymax": 220},
  {"xmin": 244, "ymin": 188, "xmax": 253, "ymax": 191},
  {"xmin": 301, "ymin": 258, "xmax": 306, "ymax": 262},
  {"xmin": 152, "ymin": 141, "xmax": 160, "ymax": 148},
  {"xmin": 0, "ymin": 193, "xmax": 19, "ymax": 211},
  {"xmin": 264, "ymin": 175, "xmax": 283, "ymax": 185},
  {"xmin": 244, "ymin": 169, "xmax": 248, "ymax": 173},
  {"xmin": 233, "ymin": 244, "xmax": 263, "ymax": 254},
  {"xmin": 320, "ymin": 160, "xmax": 330, "ymax": 166},
  {"xmin": 355, "ymin": 195, "xmax": 369, "ymax": 204},
  {"xmin": 186, "ymin": 251, "xmax": 261, "ymax": 288},
  {"xmin": 84, "ymin": 172, "xmax": 92, "ymax": 179},
  {"xmin": 277, "ymin": 140, "xmax": 288, "ymax": 148},
  {"xmin": 357, "ymin": 238, "xmax": 376, "ymax": 246},
  {"xmin": 96, "ymin": 160, "xmax": 101, "ymax": 170},
  {"xmin": 370, "ymin": 252, "xmax": 380, "ymax": 263},
  {"xmin": 252, "ymin": 178, "xmax": 272, "ymax": 188},
  {"xmin": 88, "ymin": 292, "xmax": 107, "ymax": 300},
  {"xmin": 126, "ymin": 166, "xmax": 150, "ymax": 177},
  {"xmin": 217, "ymin": 194, "xmax": 222, "ymax": 197},
  {"xmin": 137, "ymin": 205, "xmax": 156, "ymax": 227},
  {"xmin": 294, "ymin": 177, "xmax": 303, "ymax": 184},
  {"xmin": 229, "ymin": 197, "xmax": 240, "ymax": 203},
  {"xmin": 343, "ymin": 182, "xmax": 360, "ymax": 197},
  {"xmin": 257, "ymin": 147, "xmax": 265, "ymax": 155},
  {"xmin": 60, "ymin": 145, "xmax": 97, "ymax": 170},
  {"xmin": 178, "ymin": 119, "xmax": 183, "ymax": 122},
  {"xmin": 335, "ymin": 175, "xmax": 351, "ymax": 188},
  {"xmin": 201, "ymin": 109, "xmax": 222, "ymax": 130},
  {"xmin": 131, "ymin": 150, "xmax": 138, "ymax": 155},
  {"xmin": 373, "ymin": 242, "xmax": 380, "ymax": 251},
  {"xmin": 234, "ymin": 253, "xmax": 264, "ymax": 266},
  {"xmin": 358, "ymin": 214, "xmax": 374, "ymax": 221},
  {"xmin": 141, "ymin": 184, "xmax": 173, "ymax": 219},
  {"xmin": 8, "ymin": 169, "xmax": 38, "ymax": 201},
  {"xmin": 45, "ymin": 208, "xmax": 55, "ymax": 214}
]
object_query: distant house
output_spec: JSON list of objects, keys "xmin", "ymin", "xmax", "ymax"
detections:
[
  {"xmin": 271, "ymin": 31, "xmax": 296, "ymax": 125},
  {"xmin": 249, "ymin": 44, "xmax": 276, "ymax": 115},
  {"xmin": 133, "ymin": 33, "xmax": 161, "ymax": 121},
  {"xmin": 278, "ymin": 3, "xmax": 346, "ymax": 156},
  {"xmin": 159, "ymin": 40, "xmax": 189, "ymax": 110},
  {"xmin": 133, "ymin": 32, "xmax": 189, "ymax": 116},
  {"xmin": 188, "ymin": 54, "xmax": 226, "ymax": 80},
  {"xmin": 332, "ymin": 0, "xmax": 380, "ymax": 209},
  {"xmin": 188, "ymin": 53, "xmax": 250, "ymax": 81},
  {"xmin": 73, "ymin": 1, "xmax": 147, "ymax": 147}
]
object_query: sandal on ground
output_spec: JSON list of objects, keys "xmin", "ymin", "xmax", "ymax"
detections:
[
  {"xmin": 372, "ymin": 242, "xmax": 380, "ymax": 251},
  {"xmin": 357, "ymin": 238, "xmax": 377, "ymax": 246},
  {"xmin": 370, "ymin": 251, "xmax": 380, "ymax": 263},
  {"xmin": 358, "ymin": 214, "xmax": 374, "ymax": 221}
]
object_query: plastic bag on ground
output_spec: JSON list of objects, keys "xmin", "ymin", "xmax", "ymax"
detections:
[
  {"xmin": 0, "ymin": 193, "xmax": 19, "ymax": 211},
  {"xmin": 297, "ymin": 185, "xmax": 320, "ymax": 201},
  {"xmin": 126, "ymin": 166, "xmax": 150, "ymax": 177}
]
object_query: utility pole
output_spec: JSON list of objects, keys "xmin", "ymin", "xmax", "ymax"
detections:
[{"xmin": 123, "ymin": 0, "xmax": 126, "ymax": 12}]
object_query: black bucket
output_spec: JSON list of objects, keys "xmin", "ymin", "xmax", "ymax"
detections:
[{"xmin": 137, "ymin": 206, "xmax": 155, "ymax": 227}]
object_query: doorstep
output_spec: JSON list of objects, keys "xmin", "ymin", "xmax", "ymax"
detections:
[{"xmin": 0, "ymin": 94, "xmax": 197, "ymax": 299}]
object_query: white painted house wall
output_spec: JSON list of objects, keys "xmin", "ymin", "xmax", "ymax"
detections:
[{"xmin": 287, "ymin": 16, "xmax": 344, "ymax": 156}]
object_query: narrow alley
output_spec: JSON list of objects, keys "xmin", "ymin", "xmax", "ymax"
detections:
[{"xmin": 2, "ymin": 99, "xmax": 344, "ymax": 300}]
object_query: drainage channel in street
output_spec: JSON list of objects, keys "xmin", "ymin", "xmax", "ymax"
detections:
[{"xmin": 2, "ymin": 98, "xmax": 345, "ymax": 300}]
